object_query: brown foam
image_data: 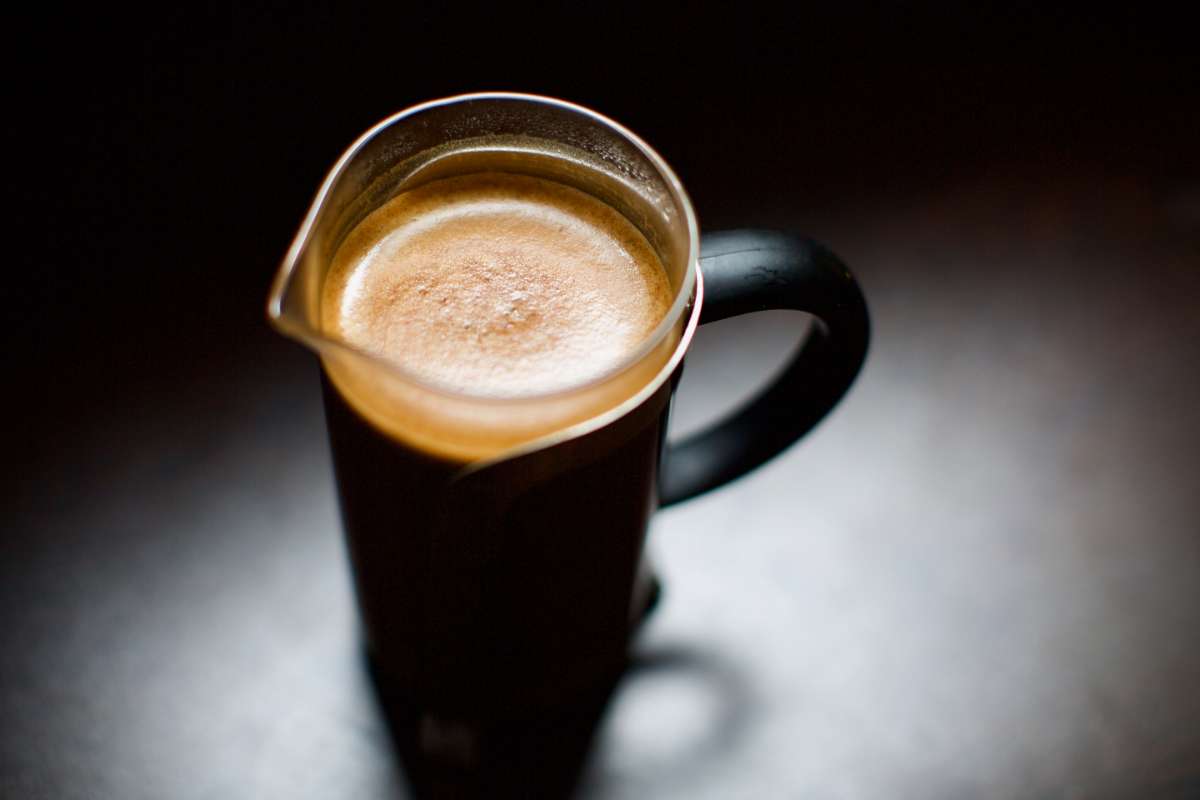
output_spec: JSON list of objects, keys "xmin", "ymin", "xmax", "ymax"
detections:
[{"xmin": 323, "ymin": 172, "xmax": 673, "ymax": 398}]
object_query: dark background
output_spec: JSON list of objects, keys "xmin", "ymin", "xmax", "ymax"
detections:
[
  {"xmin": 5, "ymin": 5, "xmax": 1198, "ymax": 798},
  {"xmin": 11, "ymin": 6, "xmax": 1196, "ymax": 477}
]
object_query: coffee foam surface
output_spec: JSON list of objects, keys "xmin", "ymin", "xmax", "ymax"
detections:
[{"xmin": 323, "ymin": 172, "xmax": 672, "ymax": 399}]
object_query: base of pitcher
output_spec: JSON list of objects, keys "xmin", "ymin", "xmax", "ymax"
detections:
[{"xmin": 364, "ymin": 643, "xmax": 625, "ymax": 796}]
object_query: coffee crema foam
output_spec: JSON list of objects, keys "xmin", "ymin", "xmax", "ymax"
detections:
[
  {"xmin": 323, "ymin": 172, "xmax": 672, "ymax": 398},
  {"xmin": 318, "ymin": 171, "xmax": 679, "ymax": 461}
]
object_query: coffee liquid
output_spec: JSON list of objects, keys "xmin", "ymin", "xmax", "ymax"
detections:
[
  {"xmin": 320, "ymin": 171, "xmax": 676, "ymax": 462},
  {"xmin": 319, "ymin": 166, "xmax": 682, "ymax": 719},
  {"xmin": 324, "ymin": 172, "xmax": 672, "ymax": 401}
]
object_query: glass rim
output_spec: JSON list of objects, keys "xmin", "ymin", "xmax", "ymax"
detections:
[{"xmin": 267, "ymin": 91, "xmax": 701, "ymax": 407}]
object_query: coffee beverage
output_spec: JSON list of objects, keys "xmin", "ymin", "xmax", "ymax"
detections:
[
  {"xmin": 323, "ymin": 172, "xmax": 672, "ymax": 399},
  {"xmin": 315, "ymin": 158, "xmax": 685, "ymax": 718},
  {"xmin": 318, "ymin": 168, "xmax": 680, "ymax": 462}
]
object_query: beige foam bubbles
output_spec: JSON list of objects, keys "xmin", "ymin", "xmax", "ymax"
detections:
[{"xmin": 320, "ymin": 171, "xmax": 677, "ymax": 460}]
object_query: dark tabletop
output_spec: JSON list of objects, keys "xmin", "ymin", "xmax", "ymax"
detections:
[{"xmin": 5, "ymin": 8, "xmax": 1199, "ymax": 799}]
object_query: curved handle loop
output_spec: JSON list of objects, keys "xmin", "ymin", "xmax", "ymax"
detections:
[{"xmin": 659, "ymin": 230, "xmax": 870, "ymax": 506}]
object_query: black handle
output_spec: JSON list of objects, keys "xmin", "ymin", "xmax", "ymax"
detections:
[{"xmin": 659, "ymin": 230, "xmax": 870, "ymax": 506}]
